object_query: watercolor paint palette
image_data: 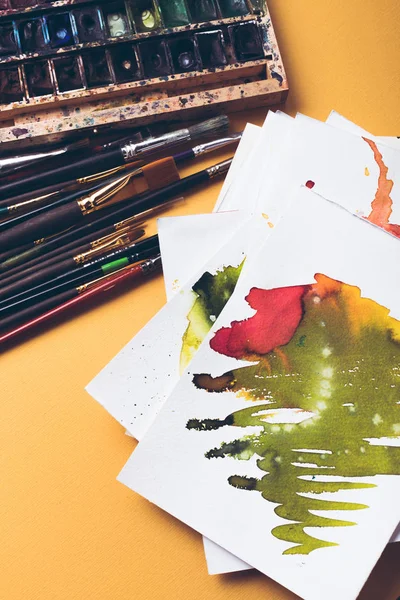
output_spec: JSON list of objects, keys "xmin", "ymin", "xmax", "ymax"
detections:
[{"xmin": 0, "ymin": 0, "xmax": 287, "ymax": 147}]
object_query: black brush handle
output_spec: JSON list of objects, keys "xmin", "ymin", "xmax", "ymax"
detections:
[
  {"xmin": 0, "ymin": 202, "xmax": 84, "ymax": 253},
  {"xmin": 0, "ymin": 205, "xmax": 116, "ymax": 274},
  {"xmin": 0, "ymin": 235, "xmax": 159, "ymax": 309},
  {"xmin": 0, "ymin": 255, "xmax": 77, "ymax": 303},
  {"xmin": 0, "ymin": 288, "xmax": 78, "ymax": 333},
  {"xmin": 0, "ymin": 239, "xmax": 160, "ymax": 320},
  {"xmin": 0, "ymin": 148, "xmax": 123, "ymax": 201},
  {"xmin": 0, "ymin": 223, "xmax": 115, "ymax": 283}
]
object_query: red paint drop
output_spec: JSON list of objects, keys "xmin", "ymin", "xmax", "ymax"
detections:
[{"xmin": 306, "ymin": 180, "xmax": 315, "ymax": 189}]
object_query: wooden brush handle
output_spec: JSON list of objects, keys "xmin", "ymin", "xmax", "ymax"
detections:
[
  {"xmin": 0, "ymin": 255, "xmax": 76, "ymax": 304},
  {"xmin": 0, "ymin": 288, "xmax": 77, "ymax": 333},
  {"xmin": 0, "ymin": 202, "xmax": 84, "ymax": 253}
]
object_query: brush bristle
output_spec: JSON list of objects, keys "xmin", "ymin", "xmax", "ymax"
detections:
[
  {"xmin": 188, "ymin": 115, "xmax": 230, "ymax": 141},
  {"xmin": 142, "ymin": 157, "xmax": 180, "ymax": 191}
]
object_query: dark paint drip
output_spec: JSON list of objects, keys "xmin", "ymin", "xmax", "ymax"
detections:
[
  {"xmin": 187, "ymin": 414, "xmax": 234, "ymax": 431},
  {"xmin": 193, "ymin": 372, "xmax": 236, "ymax": 392},
  {"xmin": 188, "ymin": 273, "xmax": 400, "ymax": 555}
]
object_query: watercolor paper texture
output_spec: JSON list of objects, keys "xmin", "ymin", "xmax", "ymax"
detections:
[
  {"xmin": 217, "ymin": 111, "xmax": 283, "ymax": 217},
  {"xmin": 119, "ymin": 187, "xmax": 400, "ymax": 600},
  {"xmin": 214, "ymin": 122, "xmax": 261, "ymax": 212},
  {"xmin": 326, "ymin": 111, "xmax": 400, "ymax": 150}
]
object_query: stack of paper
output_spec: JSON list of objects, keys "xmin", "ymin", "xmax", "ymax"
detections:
[{"xmin": 87, "ymin": 111, "xmax": 400, "ymax": 600}]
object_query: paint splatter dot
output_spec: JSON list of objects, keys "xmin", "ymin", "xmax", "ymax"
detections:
[
  {"xmin": 306, "ymin": 180, "xmax": 315, "ymax": 189},
  {"xmin": 365, "ymin": 167, "xmax": 370, "ymax": 176},
  {"xmin": 372, "ymin": 414, "xmax": 383, "ymax": 426}
]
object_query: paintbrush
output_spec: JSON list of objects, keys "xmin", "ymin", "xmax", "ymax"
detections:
[
  {"xmin": 0, "ymin": 196, "xmax": 182, "ymax": 276},
  {"xmin": 0, "ymin": 116, "xmax": 229, "ymax": 201},
  {"xmin": 0, "ymin": 138, "xmax": 90, "ymax": 179},
  {"xmin": 0, "ymin": 158, "xmax": 147, "ymax": 211},
  {"xmin": 0, "ymin": 155, "xmax": 176, "ymax": 234},
  {"xmin": 0, "ymin": 235, "xmax": 160, "ymax": 323},
  {"xmin": 0, "ymin": 255, "xmax": 162, "ymax": 346},
  {"xmin": 0, "ymin": 156, "xmax": 179, "ymax": 251},
  {"xmin": 0, "ymin": 131, "xmax": 239, "ymax": 230},
  {"xmin": 0, "ymin": 227, "xmax": 146, "ymax": 302},
  {"xmin": 0, "ymin": 130, "xmax": 240, "ymax": 239},
  {"xmin": 0, "ymin": 154, "xmax": 231, "ymax": 254},
  {"xmin": 0, "ymin": 196, "xmax": 182, "ymax": 277},
  {"xmin": 0, "ymin": 130, "xmax": 240, "ymax": 249}
]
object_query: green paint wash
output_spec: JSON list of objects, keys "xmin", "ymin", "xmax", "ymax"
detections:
[
  {"xmin": 101, "ymin": 257, "xmax": 129, "ymax": 276},
  {"xmin": 180, "ymin": 261, "xmax": 245, "ymax": 374},
  {"xmin": 187, "ymin": 274, "xmax": 400, "ymax": 555}
]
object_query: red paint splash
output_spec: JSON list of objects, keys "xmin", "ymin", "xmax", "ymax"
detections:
[
  {"xmin": 210, "ymin": 284, "xmax": 309, "ymax": 359},
  {"xmin": 306, "ymin": 180, "xmax": 315, "ymax": 189},
  {"xmin": 363, "ymin": 137, "xmax": 400, "ymax": 238}
]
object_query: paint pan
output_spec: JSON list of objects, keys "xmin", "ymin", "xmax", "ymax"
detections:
[
  {"xmin": 53, "ymin": 55, "xmax": 84, "ymax": 92},
  {"xmin": 109, "ymin": 43, "xmax": 142, "ymax": 82},
  {"xmin": 25, "ymin": 60, "xmax": 53, "ymax": 96},
  {"xmin": 218, "ymin": 0, "xmax": 250, "ymax": 18},
  {"xmin": 18, "ymin": 18, "xmax": 47, "ymax": 53},
  {"xmin": 103, "ymin": 2, "xmax": 131, "ymax": 38},
  {"xmin": 0, "ymin": 65, "xmax": 23, "ymax": 102},
  {"xmin": 185, "ymin": 0, "xmax": 219, "ymax": 22},
  {"xmin": 46, "ymin": 13, "xmax": 75, "ymax": 48},
  {"xmin": 195, "ymin": 30, "xmax": 227, "ymax": 68},
  {"xmin": 168, "ymin": 36, "xmax": 200, "ymax": 74},
  {"xmin": 0, "ymin": 22, "xmax": 18, "ymax": 56},
  {"xmin": 73, "ymin": 8, "xmax": 105, "ymax": 44},
  {"xmin": 229, "ymin": 21, "xmax": 264, "ymax": 61},
  {"xmin": 138, "ymin": 38, "xmax": 171, "ymax": 78},
  {"xmin": 157, "ymin": 0, "xmax": 190, "ymax": 27},
  {"xmin": 128, "ymin": 0, "xmax": 163, "ymax": 33},
  {"xmin": 82, "ymin": 48, "xmax": 112, "ymax": 88}
]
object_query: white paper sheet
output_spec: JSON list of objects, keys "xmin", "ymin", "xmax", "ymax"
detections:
[{"xmin": 119, "ymin": 187, "xmax": 400, "ymax": 600}]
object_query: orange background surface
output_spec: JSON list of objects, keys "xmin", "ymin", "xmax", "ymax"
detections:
[{"xmin": 1, "ymin": 1, "xmax": 400, "ymax": 599}]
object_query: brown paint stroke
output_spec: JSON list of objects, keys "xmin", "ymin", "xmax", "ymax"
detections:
[{"xmin": 364, "ymin": 137, "xmax": 400, "ymax": 238}]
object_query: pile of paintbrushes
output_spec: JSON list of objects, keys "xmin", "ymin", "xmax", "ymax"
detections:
[
  {"xmin": 0, "ymin": 115, "xmax": 242, "ymax": 344},
  {"xmin": 87, "ymin": 110, "xmax": 400, "ymax": 600}
]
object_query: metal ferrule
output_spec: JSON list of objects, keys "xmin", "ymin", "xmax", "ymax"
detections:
[
  {"xmin": 73, "ymin": 232, "xmax": 133, "ymax": 265},
  {"xmin": 77, "ymin": 167, "xmax": 142, "ymax": 215},
  {"xmin": 206, "ymin": 159, "xmax": 233, "ymax": 179},
  {"xmin": 191, "ymin": 133, "xmax": 242, "ymax": 158},
  {"xmin": 121, "ymin": 129, "xmax": 190, "ymax": 162},
  {"xmin": 76, "ymin": 162, "xmax": 143, "ymax": 185},
  {"xmin": 140, "ymin": 255, "xmax": 162, "ymax": 274}
]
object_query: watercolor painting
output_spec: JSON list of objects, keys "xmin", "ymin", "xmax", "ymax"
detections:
[
  {"xmin": 180, "ymin": 262, "xmax": 244, "ymax": 373},
  {"xmin": 187, "ymin": 274, "xmax": 400, "ymax": 555}
]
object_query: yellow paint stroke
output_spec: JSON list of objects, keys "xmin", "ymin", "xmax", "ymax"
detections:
[{"xmin": 365, "ymin": 167, "xmax": 370, "ymax": 176}]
